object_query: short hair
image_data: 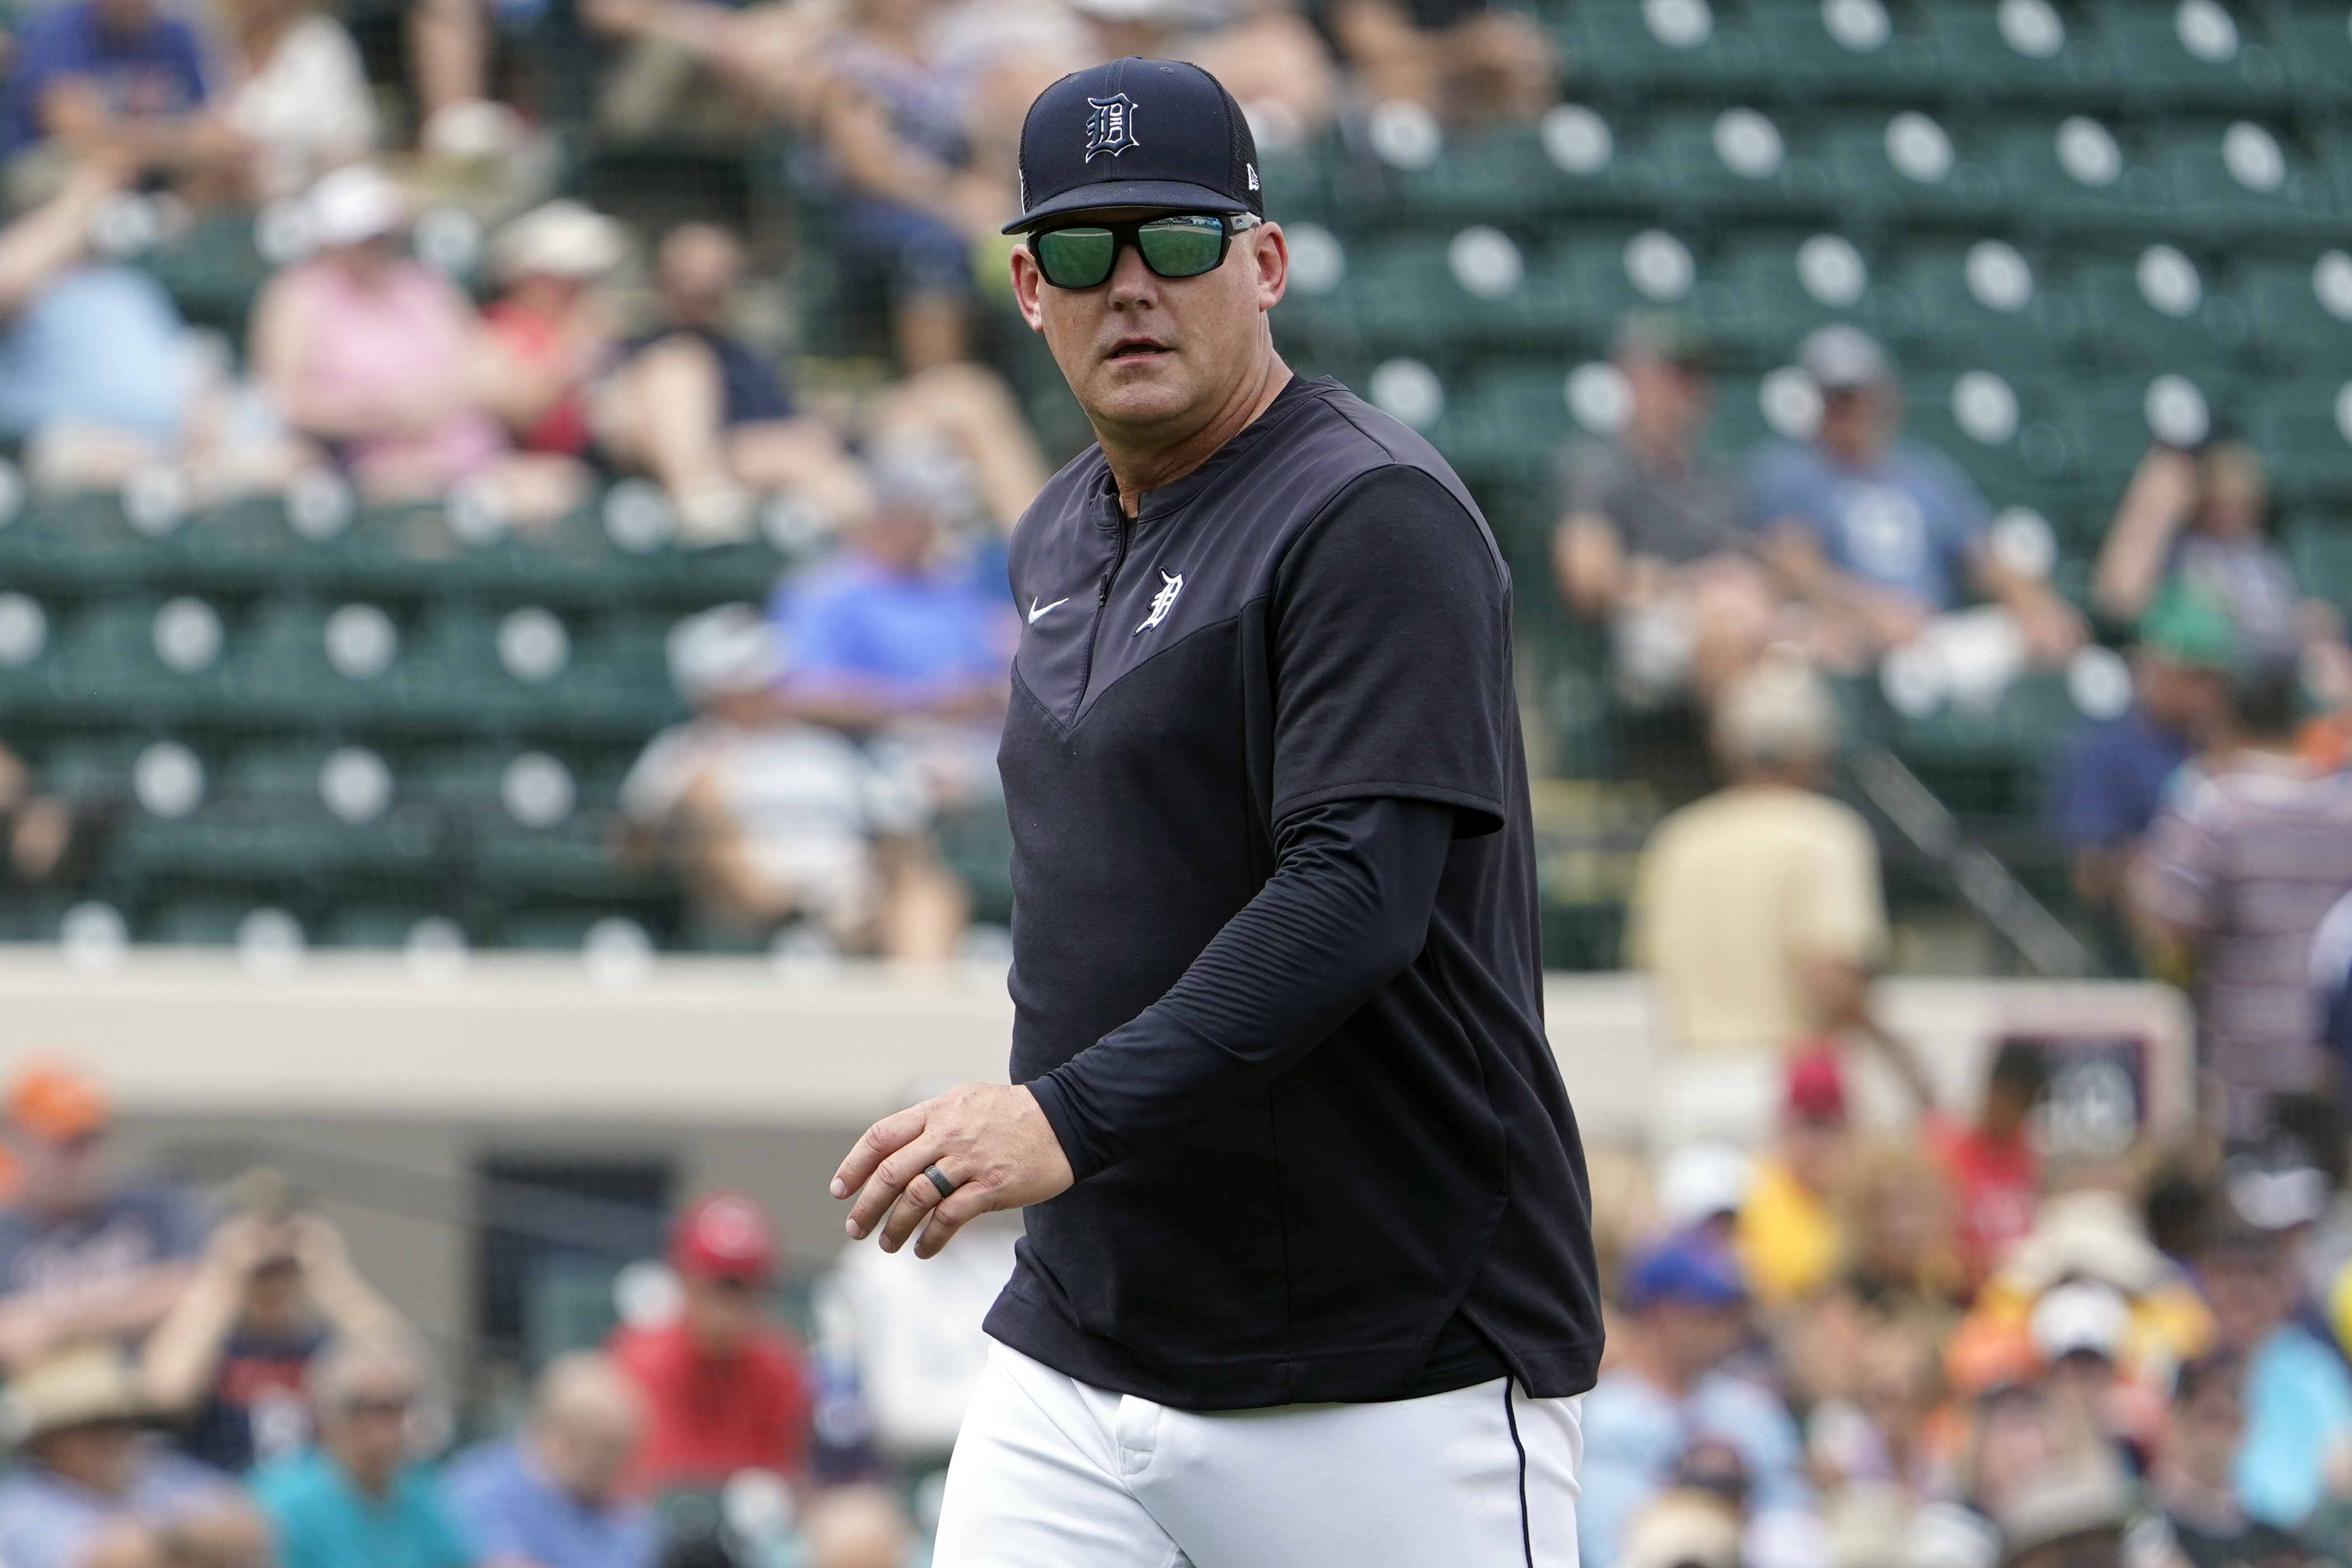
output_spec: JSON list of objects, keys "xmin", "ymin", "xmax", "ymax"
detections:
[
  {"xmin": 1713, "ymin": 657, "xmax": 1838, "ymax": 770},
  {"xmin": 2172, "ymin": 1350, "xmax": 2244, "ymax": 1407},
  {"xmin": 2227, "ymin": 665, "xmax": 2302, "ymax": 743},
  {"xmin": 307, "ymin": 1333, "xmax": 430, "ymax": 1415}
]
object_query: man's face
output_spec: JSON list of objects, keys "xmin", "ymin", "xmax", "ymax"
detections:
[
  {"xmin": 2200, "ymin": 1248, "xmax": 2286, "ymax": 1350},
  {"xmin": 1817, "ymin": 384, "xmax": 1897, "ymax": 465},
  {"xmin": 659, "ymin": 226, "xmax": 740, "ymax": 327},
  {"xmin": 2137, "ymin": 652, "xmax": 2226, "ymax": 738},
  {"xmin": 681, "ymin": 1272, "xmax": 761, "ymax": 1352},
  {"xmin": 15, "ymin": 1128, "xmax": 109, "ymax": 1217},
  {"xmin": 1654, "ymin": 1298, "xmax": 1747, "ymax": 1374},
  {"xmin": 1014, "ymin": 209, "xmax": 1288, "ymax": 446},
  {"xmin": 1623, "ymin": 353, "xmax": 1710, "ymax": 449},
  {"xmin": 324, "ymin": 1371, "xmax": 413, "ymax": 1489},
  {"xmin": 2171, "ymin": 1380, "xmax": 2246, "ymax": 1487},
  {"xmin": 538, "ymin": 1401, "xmax": 640, "ymax": 1504}
]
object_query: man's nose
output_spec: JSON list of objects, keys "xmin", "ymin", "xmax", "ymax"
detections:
[{"xmin": 1105, "ymin": 240, "xmax": 1160, "ymax": 306}]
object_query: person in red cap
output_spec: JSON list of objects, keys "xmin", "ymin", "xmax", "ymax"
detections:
[
  {"xmin": 1734, "ymin": 1046, "xmax": 1855, "ymax": 1309},
  {"xmin": 0, "ymin": 1059, "xmax": 207, "ymax": 1369},
  {"xmin": 606, "ymin": 1192, "xmax": 811, "ymax": 1495}
]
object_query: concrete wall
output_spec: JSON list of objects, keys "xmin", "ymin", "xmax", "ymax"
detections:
[{"xmin": 0, "ymin": 946, "xmax": 2192, "ymax": 1366}]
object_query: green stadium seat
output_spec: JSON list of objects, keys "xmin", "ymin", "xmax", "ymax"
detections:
[
  {"xmin": 2086, "ymin": 0, "xmax": 2284, "ymax": 112},
  {"xmin": 1898, "ymin": 369, "xmax": 2066, "ymax": 507},
  {"xmin": 2245, "ymin": 380, "xmax": 2352, "ymax": 502},
  {"xmin": 1750, "ymin": 0, "xmax": 1944, "ymax": 99},
  {"xmin": 2072, "ymin": 247, "xmax": 2250, "ymax": 370},
  {"xmin": 2286, "ymin": 519, "xmax": 2352, "ymax": 616},
  {"xmin": 1553, "ymin": 0, "xmax": 1768, "ymax": 99},
  {"xmin": 1984, "ymin": 116, "xmax": 2169, "ymax": 234},
  {"xmin": 1922, "ymin": 0, "xmax": 2112, "ymax": 102},
  {"xmin": 1817, "ymin": 111, "xmax": 2001, "ymax": 226},
  {"xmin": 2146, "ymin": 122, "xmax": 2338, "ymax": 240},
  {"xmin": 2275, "ymin": 2, "xmax": 2352, "ymax": 111},
  {"xmin": 1644, "ymin": 108, "xmax": 1828, "ymax": 221},
  {"xmin": 143, "ymin": 899, "xmax": 258, "ymax": 946},
  {"xmin": 1536, "ymin": 228, "xmax": 1690, "ymax": 343},
  {"xmin": 2239, "ymin": 253, "xmax": 2352, "ymax": 372},
  {"xmin": 1875, "ymin": 240, "xmax": 2078, "ymax": 370},
  {"xmin": 1705, "ymin": 234, "xmax": 1874, "ymax": 357},
  {"xmin": 1376, "ymin": 129, "xmax": 1567, "ymax": 226},
  {"xmin": 1427, "ymin": 364, "xmax": 1581, "ymax": 487}
]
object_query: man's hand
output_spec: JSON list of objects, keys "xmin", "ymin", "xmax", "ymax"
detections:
[{"xmin": 831, "ymin": 1083, "xmax": 1073, "ymax": 1259}]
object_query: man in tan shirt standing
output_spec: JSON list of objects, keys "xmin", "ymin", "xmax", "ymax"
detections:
[{"xmin": 1627, "ymin": 657, "xmax": 1891, "ymax": 1147}]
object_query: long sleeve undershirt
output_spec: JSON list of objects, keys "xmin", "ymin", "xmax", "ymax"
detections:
[{"xmin": 1026, "ymin": 795, "xmax": 1457, "ymax": 1183}]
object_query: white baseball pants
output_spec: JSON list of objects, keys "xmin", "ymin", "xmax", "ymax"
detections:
[{"xmin": 931, "ymin": 1341, "xmax": 1583, "ymax": 1568}]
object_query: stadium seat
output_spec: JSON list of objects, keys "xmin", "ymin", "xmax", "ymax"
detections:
[
  {"xmin": 2086, "ymin": 0, "xmax": 2285, "ymax": 113},
  {"xmin": 2072, "ymin": 247, "xmax": 2251, "ymax": 370},
  {"xmin": 2287, "ymin": 519, "xmax": 2352, "ymax": 617},
  {"xmin": 1874, "ymin": 239, "xmax": 2079, "ymax": 370},
  {"xmin": 1427, "ymin": 364, "xmax": 1582, "ymax": 487},
  {"xmin": 1898, "ymin": 369, "xmax": 2065, "ymax": 508},
  {"xmin": 2244, "ymin": 379, "xmax": 2352, "ymax": 502},
  {"xmin": 1552, "ymin": 0, "xmax": 1768, "ymax": 99},
  {"xmin": 2275, "ymin": 2, "xmax": 2352, "ymax": 111},
  {"xmin": 1922, "ymin": 0, "xmax": 2112, "ymax": 102},
  {"xmin": 1817, "ymin": 110, "xmax": 2001, "ymax": 226},
  {"xmin": 1706, "ymin": 232, "xmax": 1875, "ymax": 356},
  {"xmin": 1749, "ymin": 0, "xmax": 1944, "ymax": 99},
  {"xmin": 1643, "ymin": 108, "xmax": 1829, "ymax": 221},
  {"xmin": 2238, "ymin": 253, "xmax": 2352, "ymax": 372},
  {"xmin": 1983, "ymin": 115, "xmax": 2170, "ymax": 235},
  {"xmin": 2146, "ymin": 121, "xmax": 2339, "ymax": 241}
]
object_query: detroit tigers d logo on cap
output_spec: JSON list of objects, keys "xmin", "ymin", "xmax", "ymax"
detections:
[{"xmin": 1085, "ymin": 94, "xmax": 1140, "ymax": 161}]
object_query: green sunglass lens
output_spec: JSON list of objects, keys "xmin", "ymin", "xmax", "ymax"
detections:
[
  {"xmin": 1036, "ymin": 227, "xmax": 1116, "ymax": 288},
  {"xmin": 1137, "ymin": 219, "xmax": 1226, "ymax": 278}
]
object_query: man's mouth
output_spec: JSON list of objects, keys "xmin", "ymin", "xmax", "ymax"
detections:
[{"xmin": 1106, "ymin": 338, "xmax": 1171, "ymax": 360}]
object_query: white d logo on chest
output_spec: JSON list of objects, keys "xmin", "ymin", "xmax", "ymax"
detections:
[
  {"xmin": 1135, "ymin": 570, "xmax": 1184, "ymax": 635},
  {"xmin": 1085, "ymin": 94, "xmax": 1141, "ymax": 161}
]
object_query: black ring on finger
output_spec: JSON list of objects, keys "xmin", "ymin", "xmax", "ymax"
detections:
[{"xmin": 924, "ymin": 1163, "xmax": 956, "ymax": 1200}]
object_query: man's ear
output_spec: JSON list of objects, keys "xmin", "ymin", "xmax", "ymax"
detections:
[
  {"xmin": 1252, "ymin": 223, "xmax": 1289, "ymax": 313},
  {"xmin": 1011, "ymin": 245, "xmax": 1046, "ymax": 333}
]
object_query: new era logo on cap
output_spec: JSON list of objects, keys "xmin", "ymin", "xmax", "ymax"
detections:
[{"xmin": 1005, "ymin": 58, "xmax": 1263, "ymax": 234}]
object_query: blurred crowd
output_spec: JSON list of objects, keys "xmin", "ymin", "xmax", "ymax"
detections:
[
  {"xmin": 0, "ymin": 1055, "xmax": 1013, "ymax": 1568},
  {"xmin": 1579, "ymin": 304, "xmax": 2352, "ymax": 1562}
]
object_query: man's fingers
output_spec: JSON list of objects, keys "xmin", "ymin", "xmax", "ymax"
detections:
[
  {"xmin": 912, "ymin": 1211, "xmax": 968, "ymax": 1260},
  {"xmin": 877, "ymin": 1159, "xmax": 955, "ymax": 1252},
  {"xmin": 846, "ymin": 1132, "xmax": 952, "ymax": 1240},
  {"xmin": 831, "ymin": 1105, "xmax": 930, "ymax": 1201}
]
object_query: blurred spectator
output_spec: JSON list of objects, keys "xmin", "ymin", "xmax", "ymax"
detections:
[
  {"xmin": 2193, "ymin": 1220, "xmax": 2352, "ymax": 1530},
  {"xmin": 1801, "ymin": 1313, "xmax": 1948, "ymax": 1506},
  {"xmin": 1615, "ymin": 1490, "xmax": 1742, "ymax": 1568},
  {"xmin": 444, "ymin": 1354, "xmax": 653, "ymax": 1568},
  {"xmin": 0, "ymin": 1061, "xmax": 204, "ymax": 1370},
  {"xmin": 481, "ymin": 200, "xmax": 627, "ymax": 468},
  {"xmin": 1749, "ymin": 326, "xmax": 2083, "ymax": 673},
  {"xmin": 1926, "ymin": 1044, "xmax": 2051, "ymax": 1292},
  {"xmin": 799, "ymin": 1485, "xmax": 910, "ymax": 1568},
  {"xmin": 618, "ymin": 606, "xmax": 957, "ymax": 958},
  {"xmin": 804, "ymin": 0, "xmax": 1007, "ymax": 370},
  {"xmin": 1627, "ymin": 660, "xmax": 1888, "ymax": 1147},
  {"xmin": 608, "ymin": 1192, "xmax": 811, "ymax": 1492},
  {"xmin": 250, "ymin": 165, "xmax": 581, "ymax": 516},
  {"xmin": 1991, "ymin": 1467, "xmax": 2143, "ymax": 1568},
  {"xmin": 1, "ymin": 0, "xmax": 240, "ymax": 199},
  {"xmin": 598, "ymin": 223, "xmax": 873, "ymax": 543},
  {"xmin": 1553, "ymin": 311, "xmax": 1779, "ymax": 710},
  {"xmin": 813, "ymin": 1216, "xmax": 1017, "ymax": 1474},
  {"xmin": 1838, "ymin": 1141, "xmax": 1965, "ymax": 1314},
  {"xmin": 2029, "ymin": 1280, "xmax": 2164, "ymax": 1475},
  {"xmin": 2317, "ymin": 892, "xmax": 2352, "ymax": 1128},
  {"xmin": 0, "ymin": 164, "xmax": 308, "ymax": 497},
  {"xmin": 2094, "ymin": 442, "xmax": 2352, "ymax": 702},
  {"xmin": 1316, "ymin": 0, "xmax": 1555, "ymax": 129},
  {"xmin": 2129, "ymin": 666, "xmax": 2352, "ymax": 1142},
  {"xmin": 1735, "ymin": 1049, "xmax": 1851, "ymax": 1309},
  {"xmin": 254, "ymin": 1334, "xmax": 469, "ymax": 1568},
  {"xmin": 1579, "ymin": 1231, "xmax": 1813, "ymax": 1567},
  {"xmin": 0, "ymin": 1344, "xmax": 269, "ymax": 1568},
  {"xmin": 860, "ymin": 362, "xmax": 1050, "ymax": 536},
  {"xmin": 0, "ymin": 735, "xmax": 84, "ymax": 889},
  {"xmin": 1655, "ymin": 1143, "xmax": 1755, "ymax": 1250},
  {"xmin": 2048, "ymin": 584, "xmax": 2234, "ymax": 926},
  {"xmin": 1071, "ymin": 1, "xmax": 1335, "ymax": 150},
  {"xmin": 2153, "ymin": 1352, "xmax": 2325, "ymax": 1568},
  {"xmin": 579, "ymin": 0, "xmax": 848, "ymax": 140},
  {"xmin": 143, "ymin": 1192, "xmax": 408, "ymax": 1474},
  {"xmin": 216, "ymin": 0, "xmax": 376, "ymax": 202}
]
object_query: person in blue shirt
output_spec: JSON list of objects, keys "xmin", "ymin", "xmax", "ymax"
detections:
[
  {"xmin": 444, "ymin": 1354, "xmax": 656, "ymax": 1568},
  {"xmin": 2048, "ymin": 584, "xmax": 2233, "ymax": 929},
  {"xmin": 2, "ymin": 0, "xmax": 240, "ymax": 183},
  {"xmin": 253, "ymin": 1335, "xmax": 474, "ymax": 1568},
  {"xmin": 1746, "ymin": 326, "xmax": 2082, "ymax": 670},
  {"xmin": 2193, "ymin": 1218, "xmax": 2352, "ymax": 1530}
]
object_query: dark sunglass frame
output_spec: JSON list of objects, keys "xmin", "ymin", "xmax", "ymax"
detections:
[{"xmin": 1030, "ymin": 213, "xmax": 1263, "ymax": 290}]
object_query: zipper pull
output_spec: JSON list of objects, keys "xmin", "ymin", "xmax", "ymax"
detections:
[{"xmin": 1097, "ymin": 569, "xmax": 1113, "ymax": 604}]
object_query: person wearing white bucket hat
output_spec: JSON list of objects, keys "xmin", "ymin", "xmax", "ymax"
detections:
[
  {"xmin": 250, "ymin": 166, "xmax": 585, "ymax": 520},
  {"xmin": 0, "ymin": 1344, "xmax": 268, "ymax": 1568}
]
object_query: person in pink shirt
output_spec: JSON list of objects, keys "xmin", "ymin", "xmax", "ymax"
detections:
[{"xmin": 250, "ymin": 165, "xmax": 581, "ymax": 516}]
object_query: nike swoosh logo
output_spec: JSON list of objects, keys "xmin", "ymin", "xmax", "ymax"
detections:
[{"xmin": 1028, "ymin": 596, "xmax": 1070, "ymax": 625}]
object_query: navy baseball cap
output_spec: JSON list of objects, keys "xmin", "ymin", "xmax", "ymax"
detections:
[{"xmin": 1003, "ymin": 58, "xmax": 1263, "ymax": 235}]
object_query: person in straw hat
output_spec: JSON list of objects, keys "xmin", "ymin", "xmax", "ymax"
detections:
[{"xmin": 0, "ymin": 1343, "xmax": 267, "ymax": 1568}]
